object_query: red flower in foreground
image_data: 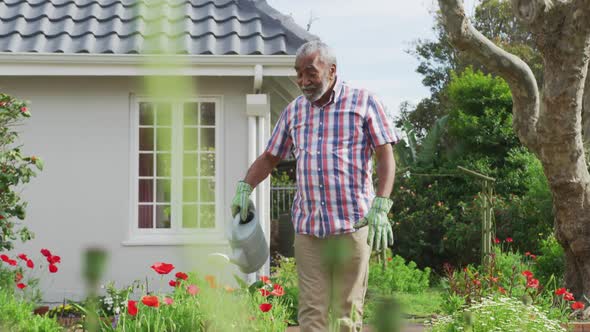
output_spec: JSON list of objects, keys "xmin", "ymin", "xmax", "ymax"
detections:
[
  {"xmin": 187, "ymin": 284, "xmax": 200, "ymax": 296},
  {"xmin": 141, "ymin": 295, "xmax": 159, "ymax": 307},
  {"xmin": 494, "ymin": 237, "xmax": 500, "ymax": 244},
  {"xmin": 529, "ymin": 254, "xmax": 537, "ymax": 260},
  {"xmin": 26, "ymin": 260, "xmax": 34, "ymax": 269},
  {"xmin": 17, "ymin": 283, "xmax": 26, "ymax": 289},
  {"xmin": 259, "ymin": 303, "xmax": 272, "ymax": 312},
  {"xmin": 164, "ymin": 297, "xmax": 174, "ymax": 305},
  {"xmin": 271, "ymin": 284, "xmax": 285, "ymax": 297},
  {"xmin": 259, "ymin": 288, "xmax": 271, "ymax": 297},
  {"xmin": 522, "ymin": 270, "xmax": 533, "ymax": 279},
  {"xmin": 48, "ymin": 255, "xmax": 61, "ymax": 264},
  {"xmin": 525, "ymin": 252, "xmax": 531, "ymax": 256},
  {"xmin": 7, "ymin": 259, "xmax": 17, "ymax": 266},
  {"xmin": 150, "ymin": 262, "xmax": 174, "ymax": 275},
  {"xmin": 17, "ymin": 254, "xmax": 28, "ymax": 261},
  {"xmin": 14, "ymin": 272, "xmax": 23, "ymax": 283},
  {"xmin": 40, "ymin": 249, "xmax": 51, "ymax": 257},
  {"xmin": 572, "ymin": 301, "xmax": 585, "ymax": 310},
  {"xmin": 564, "ymin": 292, "xmax": 575, "ymax": 301},
  {"xmin": 555, "ymin": 288, "xmax": 567, "ymax": 296},
  {"xmin": 175, "ymin": 272, "xmax": 188, "ymax": 280},
  {"xmin": 490, "ymin": 276, "xmax": 499, "ymax": 283},
  {"xmin": 0, "ymin": 254, "xmax": 9, "ymax": 262},
  {"xmin": 526, "ymin": 278, "xmax": 539, "ymax": 289},
  {"xmin": 505, "ymin": 237, "xmax": 513, "ymax": 243},
  {"xmin": 48, "ymin": 264, "xmax": 58, "ymax": 273},
  {"xmin": 498, "ymin": 286, "xmax": 507, "ymax": 294},
  {"xmin": 169, "ymin": 280, "xmax": 177, "ymax": 287},
  {"xmin": 127, "ymin": 300, "xmax": 138, "ymax": 316},
  {"xmin": 260, "ymin": 275, "xmax": 271, "ymax": 284}
]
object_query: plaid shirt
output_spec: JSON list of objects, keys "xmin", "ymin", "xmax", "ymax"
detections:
[{"xmin": 265, "ymin": 77, "xmax": 398, "ymax": 237}]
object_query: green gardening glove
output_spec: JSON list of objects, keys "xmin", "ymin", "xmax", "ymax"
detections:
[
  {"xmin": 354, "ymin": 196, "xmax": 394, "ymax": 259},
  {"xmin": 230, "ymin": 181, "xmax": 254, "ymax": 222}
]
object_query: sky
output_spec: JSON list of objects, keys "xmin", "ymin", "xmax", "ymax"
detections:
[{"xmin": 267, "ymin": 0, "xmax": 478, "ymax": 119}]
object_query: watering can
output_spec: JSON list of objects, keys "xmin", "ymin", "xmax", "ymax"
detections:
[{"xmin": 225, "ymin": 201, "xmax": 269, "ymax": 274}]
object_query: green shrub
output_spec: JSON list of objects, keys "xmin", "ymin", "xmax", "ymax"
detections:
[
  {"xmin": 270, "ymin": 255, "xmax": 299, "ymax": 325},
  {"xmin": 368, "ymin": 254, "xmax": 431, "ymax": 295},
  {"xmin": 0, "ymin": 287, "xmax": 62, "ymax": 332},
  {"xmin": 427, "ymin": 296, "xmax": 565, "ymax": 331},
  {"xmin": 533, "ymin": 234, "xmax": 565, "ymax": 287}
]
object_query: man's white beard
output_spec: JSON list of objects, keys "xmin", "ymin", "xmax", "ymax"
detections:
[{"xmin": 303, "ymin": 74, "xmax": 331, "ymax": 102}]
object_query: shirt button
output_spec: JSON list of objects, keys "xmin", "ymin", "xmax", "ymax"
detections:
[
  {"xmin": 321, "ymin": 201, "xmax": 325, "ymax": 205},
  {"xmin": 319, "ymin": 184, "xmax": 323, "ymax": 188},
  {"xmin": 318, "ymin": 168, "xmax": 321, "ymax": 171},
  {"xmin": 319, "ymin": 137, "xmax": 322, "ymax": 140}
]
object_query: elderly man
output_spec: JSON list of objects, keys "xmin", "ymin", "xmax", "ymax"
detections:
[{"xmin": 231, "ymin": 40, "xmax": 397, "ymax": 331}]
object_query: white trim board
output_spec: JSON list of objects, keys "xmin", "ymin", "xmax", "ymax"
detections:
[{"xmin": 0, "ymin": 53, "xmax": 297, "ymax": 76}]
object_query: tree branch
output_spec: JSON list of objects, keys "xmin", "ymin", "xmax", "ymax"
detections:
[
  {"xmin": 438, "ymin": 0, "xmax": 541, "ymax": 151},
  {"xmin": 510, "ymin": 0, "xmax": 554, "ymax": 24}
]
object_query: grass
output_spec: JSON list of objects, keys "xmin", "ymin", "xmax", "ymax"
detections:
[{"xmin": 393, "ymin": 287, "xmax": 444, "ymax": 319}]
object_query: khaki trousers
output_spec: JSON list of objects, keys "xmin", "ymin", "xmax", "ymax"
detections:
[{"xmin": 294, "ymin": 227, "xmax": 371, "ymax": 332}]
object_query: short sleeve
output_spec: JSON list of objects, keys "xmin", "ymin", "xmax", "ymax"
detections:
[
  {"xmin": 265, "ymin": 107, "xmax": 293, "ymax": 159},
  {"xmin": 365, "ymin": 94, "xmax": 399, "ymax": 150}
]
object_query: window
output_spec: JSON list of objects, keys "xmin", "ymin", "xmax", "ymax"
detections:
[{"xmin": 130, "ymin": 97, "xmax": 222, "ymax": 243}]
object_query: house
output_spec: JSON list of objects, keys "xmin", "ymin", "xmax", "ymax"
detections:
[{"xmin": 0, "ymin": 0, "xmax": 313, "ymax": 303}]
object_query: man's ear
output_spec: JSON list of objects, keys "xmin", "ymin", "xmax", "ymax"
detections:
[{"xmin": 329, "ymin": 64, "xmax": 337, "ymax": 80}]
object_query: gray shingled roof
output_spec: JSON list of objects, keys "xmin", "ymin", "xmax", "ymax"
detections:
[{"xmin": 0, "ymin": 0, "xmax": 316, "ymax": 55}]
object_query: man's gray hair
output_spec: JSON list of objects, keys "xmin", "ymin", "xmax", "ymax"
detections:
[{"xmin": 295, "ymin": 40, "xmax": 337, "ymax": 66}]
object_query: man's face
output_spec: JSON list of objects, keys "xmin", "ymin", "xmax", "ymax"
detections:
[{"xmin": 295, "ymin": 51, "xmax": 336, "ymax": 102}]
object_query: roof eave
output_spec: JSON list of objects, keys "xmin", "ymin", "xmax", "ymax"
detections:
[{"xmin": 0, "ymin": 53, "xmax": 297, "ymax": 76}]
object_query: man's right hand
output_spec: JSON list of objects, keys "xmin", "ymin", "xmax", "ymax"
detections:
[{"xmin": 231, "ymin": 181, "xmax": 254, "ymax": 221}]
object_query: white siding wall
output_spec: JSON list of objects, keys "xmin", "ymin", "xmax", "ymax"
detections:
[{"xmin": 0, "ymin": 76, "xmax": 253, "ymax": 302}]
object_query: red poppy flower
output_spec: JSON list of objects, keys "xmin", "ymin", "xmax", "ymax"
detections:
[
  {"xmin": 572, "ymin": 301, "xmax": 585, "ymax": 310},
  {"xmin": 505, "ymin": 237, "xmax": 513, "ymax": 243},
  {"xmin": 530, "ymin": 254, "xmax": 537, "ymax": 260},
  {"xmin": 175, "ymin": 272, "xmax": 188, "ymax": 280},
  {"xmin": 490, "ymin": 276, "xmax": 499, "ymax": 283},
  {"xmin": 387, "ymin": 257, "xmax": 393, "ymax": 262},
  {"xmin": 48, "ymin": 256, "xmax": 61, "ymax": 264},
  {"xmin": 526, "ymin": 278, "xmax": 539, "ymax": 289},
  {"xmin": 271, "ymin": 284, "xmax": 285, "ymax": 297},
  {"xmin": 498, "ymin": 286, "xmax": 507, "ymax": 294},
  {"xmin": 494, "ymin": 237, "xmax": 500, "ymax": 244},
  {"xmin": 555, "ymin": 288, "xmax": 567, "ymax": 296},
  {"xmin": 0, "ymin": 254, "xmax": 8, "ymax": 262},
  {"xmin": 127, "ymin": 300, "xmax": 138, "ymax": 316},
  {"xmin": 17, "ymin": 283, "xmax": 26, "ymax": 289},
  {"xmin": 150, "ymin": 262, "xmax": 174, "ymax": 275},
  {"xmin": 521, "ymin": 270, "xmax": 533, "ymax": 279},
  {"xmin": 26, "ymin": 260, "xmax": 34, "ymax": 269},
  {"xmin": 48, "ymin": 264, "xmax": 58, "ymax": 273},
  {"xmin": 17, "ymin": 254, "xmax": 28, "ymax": 261},
  {"xmin": 259, "ymin": 288, "xmax": 271, "ymax": 297},
  {"xmin": 259, "ymin": 303, "xmax": 272, "ymax": 312},
  {"xmin": 20, "ymin": 107, "xmax": 27, "ymax": 113},
  {"xmin": 141, "ymin": 295, "xmax": 159, "ymax": 307},
  {"xmin": 472, "ymin": 279, "xmax": 481, "ymax": 286},
  {"xmin": 7, "ymin": 259, "xmax": 17, "ymax": 266},
  {"xmin": 187, "ymin": 284, "xmax": 200, "ymax": 296},
  {"xmin": 564, "ymin": 292, "xmax": 575, "ymax": 301},
  {"xmin": 169, "ymin": 280, "xmax": 177, "ymax": 287},
  {"xmin": 525, "ymin": 252, "xmax": 531, "ymax": 256},
  {"xmin": 164, "ymin": 297, "xmax": 174, "ymax": 305},
  {"xmin": 14, "ymin": 272, "xmax": 23, "ymax": 283},
  {"xmin": 40, "ymin": 249, "xmax": 51, "ymax": 257},
  {"xmin": 260, "ymin": 275, "xmax": 271, "ymax": 284}
]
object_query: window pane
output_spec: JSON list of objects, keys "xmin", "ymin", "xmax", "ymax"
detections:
[
  {"xmin": 139, "ymin": 153, "xmax": 153, "ymax": 176},
  {"xmin": 182, "ymin": 204, "xmax": 198, "ymax": 228},
  {"xmin": 200, "ymin": 179, "xmax": 215, "ymax": 202},
  {"xmin": 199, "ymin": 153, "xmax": 215, "ymax": 177},
  {"xmin": 138, "ymin": 205, "xmax": 153, "ymax": 228},
  {"xmin": 184, "ymin": 102, "xmax": 198, "ymax": 126},
  {"xmin": 201, "ymin": 102, "xmax": 215, "ymax": 125},
  {"xmin": 156, "ymin": 103, "xmax": 172, "ymax": 126},
  {"xmin": 139, "ymin": 103, "xmax": 154, "ymax": 125},
  {"xmin": 184, "ymin": 128, "xmax": 199, "ymax": 151},
  {"xmin": 156, "ymin": 179, "xmax": 171, "ymax": 203},
  {"xmin": 156, "ymin": 205, "xmax": 171, "ymax": 228},
  {"xmin": 138, "ymin": 179, "xmax": 153, "ymax": 203},
  {"xmin": 156, "ymin": 153, "xmax": 172, "ymax": 177},
  {"xmin": 183, "ymin": 153, "xmax": 198, "ymax": 177},
  {"xmin": 200, "ymin": 128, "xmax": 215, "ymax": 151},
  {"xmin": 183, "ymin": 179, "xmax": 198, "ymax": 202},
  {"xmin": 156, "ymin": 127, "xmax": 172, "ymax": 151},
  {"xmin": 199, "ymin": 205, "xmax": 215, "ymax": 228},
  {"xmin": 139, "ymin": 128, "xmax": 154, "ymax": 151}
]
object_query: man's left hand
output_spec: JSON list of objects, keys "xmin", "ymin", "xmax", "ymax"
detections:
[{"xmin": 354, "ymin": 196, "xmax": 394, "ymax": 260}]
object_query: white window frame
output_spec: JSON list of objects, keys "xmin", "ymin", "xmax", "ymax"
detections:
[{"xmin": 124, "ymin": 94, "xmax": 226, "ymax": 246}]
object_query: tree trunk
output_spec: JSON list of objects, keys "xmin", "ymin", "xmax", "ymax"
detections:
[{"xmin": 438, "ymin": 0, "xmax": 590, "ymax": 300}]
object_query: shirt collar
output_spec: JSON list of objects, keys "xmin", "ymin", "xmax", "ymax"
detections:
[{"xmin": 312, "ymin": 76, "xmax": 343, "ymax": 108}]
